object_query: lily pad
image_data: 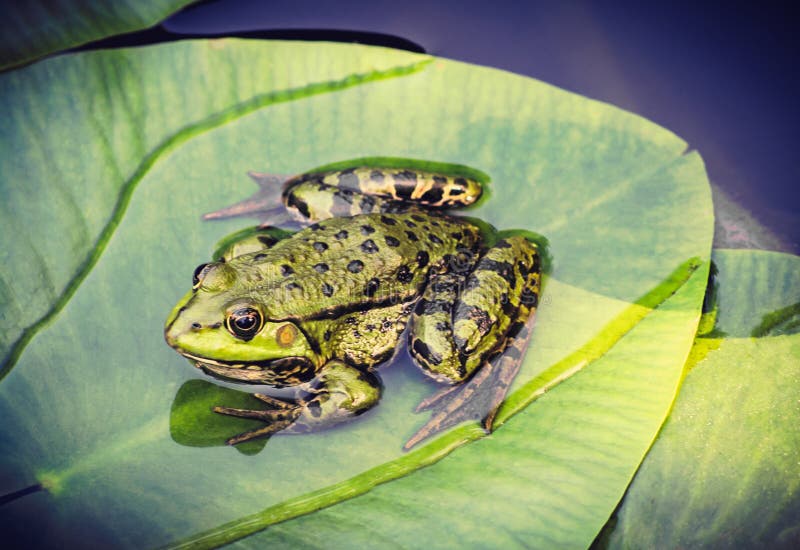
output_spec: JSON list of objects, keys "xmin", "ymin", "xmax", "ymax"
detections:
[
  {"xmin": 0, "ymin": 0, "xmax": 193, "ymax": 71},
  {"xmin": 604, "ymin": 249, "xmax": 800, "ymax": 548},
  {"xmin": 0, "ymin": 40, "xmax": 712, "ymax": 547}
]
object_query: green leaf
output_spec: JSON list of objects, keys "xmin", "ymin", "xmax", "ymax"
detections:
[
  {"xmin": 604, "ymin": 249, "xmax": 800, "ymax": 548},
  {"xmin": 0, "ymin": 40, "xmax": 429, "ymax": 377},
  {"xmin": 0, "ymin": 40, "xmax": 712, "ymax": 548},
  {"xmin": 0, "ymin": 0, "xmax": 194, "ymax": 71},
  {"xmin": 711, "ymin": 249, "xmax": 800, "ymax": 337}
]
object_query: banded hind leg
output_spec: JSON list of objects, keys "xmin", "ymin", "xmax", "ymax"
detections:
[
  {"xmin": 405, "ymin": 236, "xmax": 541, "ymax": 449},
  {"xmin": 281, "ymin": 167, "xmax": 483, "ymax": 222}
]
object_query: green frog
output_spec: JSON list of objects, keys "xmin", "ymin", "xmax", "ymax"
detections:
[{"xmin": 165, "ymin": 166, "xmax": 541, "ymax": 449}]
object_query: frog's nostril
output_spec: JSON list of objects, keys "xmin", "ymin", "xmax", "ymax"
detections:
[{"xmin": 191, "ymin": 322, "xmax": 202, "ymax": 330}]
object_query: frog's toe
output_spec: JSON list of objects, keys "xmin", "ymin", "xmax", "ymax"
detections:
[
  {"xmin": 413, "ymin": 384, "xmax": 462, "ymax": 413},
  {"xmin": 224, "ymin": 420, "xmax": 298, "ymax": 446},
  {"xmin": 213, "ymin": 404, "xmax": 302, "ymax": 445},
  {"xmin": 212, "ymin": 405, "xmax": 299, "ymax": 422},
  {"xmin": 252, "ymin": 393, "xmax": 297, "ymax": 410}
]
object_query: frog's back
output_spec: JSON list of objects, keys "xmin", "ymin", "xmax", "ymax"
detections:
[{"xmin": 236, "ymin": 212, "xmax": 480, "ymax": 320}]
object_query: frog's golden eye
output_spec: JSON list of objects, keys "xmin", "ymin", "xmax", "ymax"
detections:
[
  {"xmin": 192, "ymin": 263, "xmax": 211, "ymax": 289},
  {"xmin": 226, "ymin": 307, "xmax": 263, "ymax": 340},
  {"xmin": 276, "ymin": 324, "xmax": 297, "ymax": 347}
]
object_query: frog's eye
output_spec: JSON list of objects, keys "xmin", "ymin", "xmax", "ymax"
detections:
[
  {"xmin": 192, "ymin": 263, "xmax": 211, "ymax": 289},
  {"xmin": 275, "ymin": 324, "xmax": 298, "ymax": 347},
  {"xmin": 226, "ymin": 307, "xmax": 263, "ymax": 340}
]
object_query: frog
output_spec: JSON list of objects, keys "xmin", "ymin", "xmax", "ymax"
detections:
[{"xmin": 164, "ymin": 166, "xmax": 541, "ymax": 449}]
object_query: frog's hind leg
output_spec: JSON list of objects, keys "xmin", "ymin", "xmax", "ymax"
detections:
[
  {"xmin": 282, "ymin": 167, "xmax": 483, "ymax": 222},
  {"xmin": 406, "ymin": 236, "xmax": 541, "ymax": 449},
  {"xmin": 213, "ymin": 361, "xmax": 382, "ymax": 445}
]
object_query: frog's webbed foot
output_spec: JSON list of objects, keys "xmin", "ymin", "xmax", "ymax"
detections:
[
  {"xmin": 213, "ymin": 393, "xmax": 302, "ymax": 445},
  {"xmin": 214, "ymin": 362, "xmax": 382, "ymax": 446},
  {"xmin": 203, "ymin": 171, "xmax": 297, "ymax": 228},
  {"xmin": 404, "ymin": 317, "xmax": 536, "ymax": 450}
]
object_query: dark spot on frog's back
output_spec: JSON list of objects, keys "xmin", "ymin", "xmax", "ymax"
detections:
[
  {"xmin": 321, "ymin": 283, "xmax": 334, "ymax": 297},
  {"xmin": 396, "ymin": 265, "xmax": 414, "ymax": 283},
  {"xmin": 313, "ymin": 263, "xmax": 329, "ymax": 274},
  {"xmin": 347, "ymin": 259, "xmax": 364, "ymax": 273},
  {"xmin": 360, "ymin": 224, "xmax": 376, "ymax": 235},
  {"xmin": 335, "ymin": 229, "xmax": 349, "ymax": 240},
  {"xmin": 385, "ymin": 235, "xmax": 400, "ymax": 247},
  {"xmin": 280, "ymin": 264, "xmax": 294, "ymax": 276},
  {"xmin": 405, "ymin": 231, "xmax": 418, "ymax": 242},
  {"xmin": 361, "ymin": 239, "xmax": 379, "ymax": 254},
  {"xmin": 380, "ymin": 215, "xmax": 397, "ymax": 226},
  {"xmin": 429, "ymin": 234, "xmax": 443, "ymax": 245},
  {"xmin": 364, "ymin": 278, "xmax": 380, "ymax": 297},
  {"xmin": 416, "ymin": 250, "xmax": 429, "ymax": 268},
  {"xmin": 313, "ymin": 242, "xmax": 329, "ymax": 253}
]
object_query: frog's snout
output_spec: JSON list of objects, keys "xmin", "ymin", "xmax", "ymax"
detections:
[
  {"xmin": 164, "ymin": 309, "xmax": 200, "ymax": 347},
  {"xmin": 164, "ymin": 320, "xmax": 182, "ymax": 348}
]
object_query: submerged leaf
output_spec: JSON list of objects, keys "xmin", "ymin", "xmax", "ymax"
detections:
[{"xmin": 604, "ymin": 249, "xmax": 800, "ymax": 548}]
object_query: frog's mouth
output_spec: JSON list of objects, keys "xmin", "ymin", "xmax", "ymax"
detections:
[{"xmin": 176, "ymin": 350, "xmax": 316, "ymax": 386}]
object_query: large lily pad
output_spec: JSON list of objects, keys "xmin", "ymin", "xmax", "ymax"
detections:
[
  {"xmin": 0, "ymin": 0, "xmax": 193, "ymax": 71},
  {"xmin": 604, "ymin": 249, "xmax": 800, "ymax": 549},
  {"xmin": 0, "ymin": 41, "xmax": 712, "ymax": 547}
]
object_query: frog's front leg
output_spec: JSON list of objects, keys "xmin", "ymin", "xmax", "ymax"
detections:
[{"xmin": 213, "ymin": 361, "xmax": 382, "ymax": 445}]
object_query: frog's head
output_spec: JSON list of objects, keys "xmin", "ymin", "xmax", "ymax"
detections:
[{"xmin": 165, "ymin": 261, "xmax": 318, "ymax": 385}]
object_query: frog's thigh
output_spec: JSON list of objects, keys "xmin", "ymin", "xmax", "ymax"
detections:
[
  {"xmin": 409, "ymin": 237, "xmax": 540, "ymax": 383},
  {"xmin": 284, "ymin": 361, "xmax": 382, "ymax": 433}
]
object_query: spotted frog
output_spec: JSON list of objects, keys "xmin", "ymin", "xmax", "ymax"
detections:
[{"xmin": 165, "ymin": 166, "xmax": 541, "ymax": 448}]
